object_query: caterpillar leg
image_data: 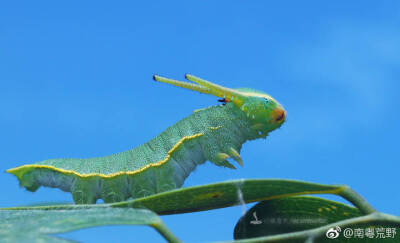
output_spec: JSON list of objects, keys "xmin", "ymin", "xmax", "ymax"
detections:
[
  {"xmin": 19, "ymin": 171, "xmax": 40, "ymax": 192},
  {"xmin": 128, "ymin": 170, "xmax": 156, "ymax": 199},
  {"xmin": 227, "ymin": 147, "xmax": 243, "ymax": 167},
  {"xmin": 215, "ymin": 147, "xmax": 244, "ymax": 168},
  {"xmin": 101, "ymin": 176, "xmax": 129, "ymax": 203},
  {"xmin": 201, "ymin": 127, "xmax": 244, "ymax": 169},
  {"xmin": 71, "ymin": 178, "xmax": 98, "ymax": 204},
  {"xmin": 215, "ymin": 152, "xmax": 237, "ymax": 169},
  {"xmin": 153, "ymin": 162, "xmax": 178, "ymax": 193}
]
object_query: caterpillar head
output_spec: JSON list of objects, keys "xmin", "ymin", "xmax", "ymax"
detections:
[{"xmin": 153, "ymin": 74, "xmax": 285, "ymax": 136}]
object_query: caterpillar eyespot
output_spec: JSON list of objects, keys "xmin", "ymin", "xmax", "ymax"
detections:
[{"xmin": 7, "ymin": 74, "xmax": 286, "ymax": 204}]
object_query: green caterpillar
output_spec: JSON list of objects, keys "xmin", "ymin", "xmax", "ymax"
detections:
[{"xmin": 7, "ymin": 74, "xmax": 286, "ymax": 204}]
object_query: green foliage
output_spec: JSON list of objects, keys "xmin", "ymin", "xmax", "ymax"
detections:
[
  {"xmin": 2, "ymin": 179, "xmax": 400, "ymax": 242},
  {"xmin": 114, "ymin": 179, "xmax": 345, "ymax": 215},
  {"xmin": 0, "ymin": 207, "xmax": 180, "ymax": 243}
]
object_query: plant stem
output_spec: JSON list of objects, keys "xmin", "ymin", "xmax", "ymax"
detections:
[
  {"xmin": 338, "ymin": 185, "xmax": 376, "ymax": 214},
  {"xmin": 152, "ymin": 221, "xmax": 183, "ymax": 243}
]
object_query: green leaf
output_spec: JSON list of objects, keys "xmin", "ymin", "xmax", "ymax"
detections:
[
  {"xmin": 0, "ymin": 207, "xmax": 181, "ymax": 243},
  {"xmin": 115, "ymin": 179, "xmax": 348, "ymax": 214},
  {"xmin": 2, "ymin": 179, "xmax": 399, "ymax": 243},
  {"xmin": 233, "ymin": 196, "xmax": 362, "ymax": 240},
  {"xmin": 4, "ymin": 179, "xmax": 348, "ymax": 213},
  {"xmin": 4, "ymin": 179, "xmax": 373, "ymax": 215}
]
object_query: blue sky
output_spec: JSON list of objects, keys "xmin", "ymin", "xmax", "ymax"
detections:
[{"xmin": 1, "ymin": 1, "xmax": 399, "ymax": 242}]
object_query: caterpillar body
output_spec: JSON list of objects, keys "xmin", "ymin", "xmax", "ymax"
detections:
[{"xmin": 7, "ymin": 74, "xmax": 286, "ymax": 204}]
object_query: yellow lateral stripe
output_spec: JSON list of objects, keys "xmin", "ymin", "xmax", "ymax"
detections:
[{"xmin": 7, "ymin": 133, "xmax": 204, "ymax": 178}]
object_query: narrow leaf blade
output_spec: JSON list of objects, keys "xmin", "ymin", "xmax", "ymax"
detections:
[
  {"xmin": 0, "ymin": 207, "xmax": 163, "ymax": 243},
  {"xmin": 115, "ymin": 179, "xmax": 344, "ymax": 215}
]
